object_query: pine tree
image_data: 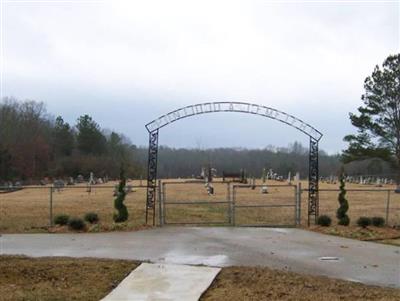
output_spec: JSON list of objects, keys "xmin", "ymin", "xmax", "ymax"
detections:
[
  {"xmin": 53, "ymin": 116, "xmax": 74, "ymax": 157},
  {"xmin": 76, "ymin": 114, "xmax": 107, "ymax": 155},
  {"xmin": 342, "ymin": 54, "xmax": 400, "ymax": 187}
]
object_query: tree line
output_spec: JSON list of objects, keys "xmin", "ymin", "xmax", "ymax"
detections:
[
  {"xmin": 0, "ymin": 98, "xmax": 143, "ymax": 183},
  {"xmin": 0, "ymin": 98, "xmax": 395, "ymax": 183},
  {"xmin": 132, "ymin": 144, "xmax": 393, "ymax": 179}
]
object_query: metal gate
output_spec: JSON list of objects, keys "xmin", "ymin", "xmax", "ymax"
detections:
[
  {"xmin": 232, "ymin": 184, "xmax": 300, "ymax": 227},
  {"xmin": 160, "ymin": 181, "xmax": 232, "ymax": 225},
  {"xmin": 159, "ymin": 182, "xmax": 301, "ymax": 227}
]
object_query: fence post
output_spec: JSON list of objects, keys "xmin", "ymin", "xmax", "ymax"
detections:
[
  {"xmin": 294, "ymin": 184, "xmax": 299, "ymax": 226},
  {"xmin": 158, "ymin": 180, "xmax": 162, "ymax": 227},
  {"xmin": 162, "ymin": 183, "xmax": 166, "ymax": 225},
  {"xmin": 385, "ymin": 190, "xmax": 391, "ymax": 226},
  {"xmin": 49, "ymin": 187, "xmax": 53, "ymax": 227},
  {"xmin": 227, "ymin": 183, "xmax": 232, "ymax": 225},
  {"xmin": 232, "ymin": 185, "xmax": 236, "ymax": 226},
  {"xmin": 294, "ymin": 184, "xmax": 297, "ymax": 226},
  {"xmin": 296, "ymin": 182, "xmax": 302, "ymax": 226}
]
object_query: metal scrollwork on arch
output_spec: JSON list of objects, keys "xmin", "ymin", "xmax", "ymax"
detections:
[
  {"xmin": 145, "ymin": 101, "xmax": 323, "ymax": 226},
  {"xmin": 146, "ymin": 102, "xmax": 322, "ymax": 141}
]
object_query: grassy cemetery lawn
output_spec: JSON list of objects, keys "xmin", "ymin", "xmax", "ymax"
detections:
[
  {"xmin": 0, "ymin": 181, "xmax": 148, "ymax": 233},
  {"xmin": 0, "ymin": 179, "xmax": 399, "ymax": 233},
  {"xmin": 202, "ymin": 266, "xmax": 400, "ymax": 301},
  {"xmin": 1, "ymin": 256, "xmax": 399, "ymax": 301}
]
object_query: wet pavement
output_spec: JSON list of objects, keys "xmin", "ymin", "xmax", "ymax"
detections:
[{"xmin": 1, "ymin": 227, "xmax": 399, "ymax": 288}]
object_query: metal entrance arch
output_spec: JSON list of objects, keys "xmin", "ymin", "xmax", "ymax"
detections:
[{"xmin": 145, "ymin": 101, "xmax": 323, "ymax": 226}]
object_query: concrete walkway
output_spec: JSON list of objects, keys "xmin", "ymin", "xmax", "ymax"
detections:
[
  {"xmin": 1, "ymin": 227, "xmax": 399, "ymax": 288},
  {"xmin": 101, "ymin": 263, "xmax": 220, "ymax": 301}
]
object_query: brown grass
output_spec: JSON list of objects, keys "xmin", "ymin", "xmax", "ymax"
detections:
[
  {"xmin": 201, "ymin": 266, "xmax": 400, "ymax": 301},
  {"xmin": 1, "ymin": 256, "xmax": 398, "ymax": 301},
  {"xmin": 0, "ymin": 181, "xmax": 148, "ymax": 233},
  {"xmin": 0, "ymin": 255, "xmax": 139, "ymax": 301},
  {"xmin": 0, "ymin": 179, "xmax": 399, "ymax": 233}
]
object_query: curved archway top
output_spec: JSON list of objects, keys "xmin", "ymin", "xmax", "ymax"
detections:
[{"xmin": 145, "ymin": 101, "xmax": 323, "ymax": 141}]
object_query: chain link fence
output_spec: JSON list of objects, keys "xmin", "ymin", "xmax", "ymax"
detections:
[
  {"xmin": 313, "ymin": 189, "xmax": 399, "ymax": 226},
  {"xmin": 0, "ymin": 182, "xmax": 148, "ymax": 232},
  {"xmin": 1, "ymin": 182, "xmax": 399, "ymax": 232}
]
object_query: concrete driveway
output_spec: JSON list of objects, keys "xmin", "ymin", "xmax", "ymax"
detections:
[{"xmin": 1, "ymin": 227, "xmax": 399, "ymax": 288}]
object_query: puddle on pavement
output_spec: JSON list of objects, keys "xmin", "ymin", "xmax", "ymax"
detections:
[{"xmin": 319, "ymin": 256, "xmax": 340, "ymax": 261}]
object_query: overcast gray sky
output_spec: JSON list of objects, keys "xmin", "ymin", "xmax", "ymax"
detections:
[{"xmin": 2, "ymin": 0, "xmax": 399, "ymax": 153}]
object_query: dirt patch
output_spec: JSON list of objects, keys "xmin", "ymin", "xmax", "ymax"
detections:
[
  {"xmin": 1, "ymin": 256, "xmax": 399, "ymax": 301},
  {"xmin": 201, "ymin": 266, "xmax": 400, "ymax": 301},
  {"xmin": 0, "ymin": 256, "xmax": 139, "ymax": 301},
  {"xmin": 309, "ymin": 225, "xmax": 400, "ymax": 245}
]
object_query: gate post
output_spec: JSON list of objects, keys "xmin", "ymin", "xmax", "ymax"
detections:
[
  {"xmin": 162, "ymin": 183, "xmax": 166, "ymax": 225},
  {"xmin": 158, "ymin": 179, "xmax": 162, "ymax": 227},
  {"xmin": 146, "ymin": 129, "xmax": 159, "ymax": 225},
  {"xmin": 308, "ymin": 137, "xmax": 319, "ymax": 226},
  {"xmin": 296, "ymin": 182, "xmax": 302, "ymax": 226}
]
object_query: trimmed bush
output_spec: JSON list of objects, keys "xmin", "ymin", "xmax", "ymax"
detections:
[
  {"xmin": 338, "ymin": 215, "xmax": 350, "ymax": 226},
  {"xmin": 68, "ymin": 217, "xmax": 86, "ymax": 231},
  {"xmin": 317, "ymin": 215, "xmax": 332, "ymax": 227},
  {"xmin": 113, "ymin": 167, "xmax": 129, "ymax": 223},
  {"xmin": 357, "ymin": 216, "xmax": 371, "ymax": 228},
  {"xmin": 336, "ymin": 171, "xmax": 350, "ymax": 226},
  {"xmin": 371, "ymin": 216, "xmax": 385, "ymax": 227},
  {"xmin": 84, "ymin": 212, "xmax": 99, "ymax": 224},
  {"xmin": 54, "ymin": 214, "xmax": 69, "ymax": 226}
]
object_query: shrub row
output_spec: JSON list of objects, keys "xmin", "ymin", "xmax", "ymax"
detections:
[
  {"xmin": 357, "ymin": 216, "xmax": 385, "ymax": 228},
  {"xmin": 317, "ymin": 215, "xmax": 385, "ymax": 228},
  {"xmin": 53, "ymin": 212, "xmax": 99, "ymax": 231}
]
